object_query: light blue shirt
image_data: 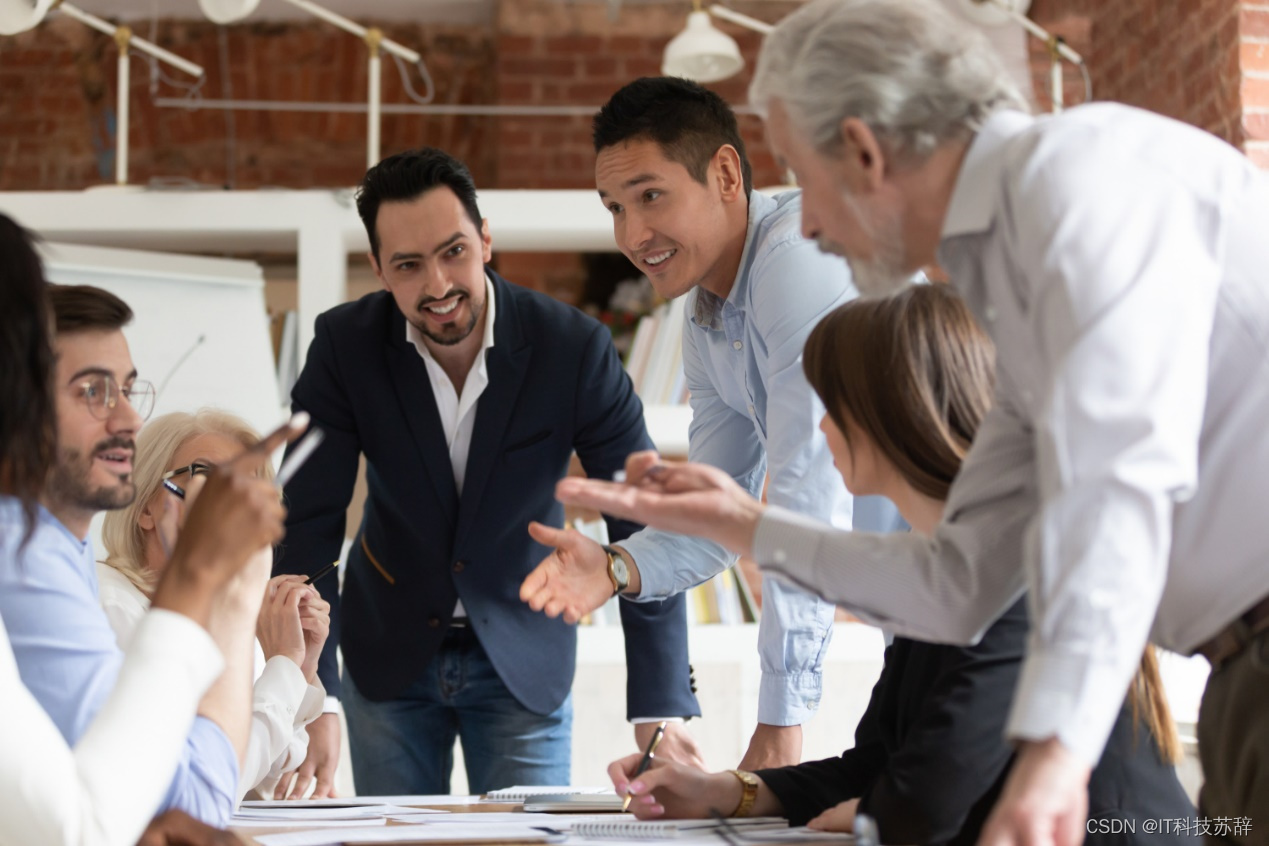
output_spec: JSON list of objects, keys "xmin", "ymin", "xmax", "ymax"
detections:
[
  {"xmin": 0, "ymin": 497, "xmax": 239, "ymax": 826},
  {"xmin": 620, "ymin": 191, "xmax": 903, "ymax": 725}
]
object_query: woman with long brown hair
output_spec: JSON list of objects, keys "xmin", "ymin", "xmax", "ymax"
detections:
[{"xmin": 605, "ymin": 284, "xmax": 1193, "ymax": 845}]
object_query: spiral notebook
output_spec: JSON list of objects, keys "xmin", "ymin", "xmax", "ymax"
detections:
[
  {"xmin": 484, "ymin": 786, "xmax": 614, "ymax": 802},
  {"xmin": 569, "ymin": 817, "xmax": 788, "ymax": 840}
]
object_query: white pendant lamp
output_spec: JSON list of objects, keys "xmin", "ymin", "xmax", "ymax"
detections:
[{"xmin": 662, "ymin": 4, "xmax": 744, "ymax": 84}]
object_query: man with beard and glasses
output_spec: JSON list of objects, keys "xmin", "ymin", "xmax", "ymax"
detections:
[
  {"xmin": 0, "ymin": 284, "xmax": 260, "ymax": 828},
  {"xmin": 272, "ymin": 147, "xmax": 700, "ymax": 798},
  {"xmin": 513, "ymin": 2, "xmax": 1269, "ymax": 845},
  {"xmin": 521, "ymin": 76, "xmax": 905, "ymax": 771}
]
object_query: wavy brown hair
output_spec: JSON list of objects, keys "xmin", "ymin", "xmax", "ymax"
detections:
[
  {"xmin": 0, "ymin": 215, "xmax": 56, "ymax": 540},
  {"xmin": 803, "ymin": 283, "xmax": 1182, "ymax": 764}
]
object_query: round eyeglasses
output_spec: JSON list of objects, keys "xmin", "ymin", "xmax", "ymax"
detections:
[{"xmin": 74, "ymin": 375, "xmax": 156, "ymax": 422}]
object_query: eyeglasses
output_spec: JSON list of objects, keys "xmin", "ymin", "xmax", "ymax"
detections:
[
  {"xmin": 74, "ymin": 375, "xmax": 156, "ymax": 422},
  {"xmin": 160, "ymin": 462, "xmax": 212, "ymax": 499}
]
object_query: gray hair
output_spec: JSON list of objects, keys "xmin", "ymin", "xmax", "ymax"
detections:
[{"xmin": 750, "ymin": 0, "xmax": 1029, "ymax": 165}]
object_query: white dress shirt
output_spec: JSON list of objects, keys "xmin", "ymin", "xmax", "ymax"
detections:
[
  {"xmin": 0, "ymin": 608, "xmax": 222, "ymax": 846},
  {"xmin": 754, "ymin": 103, "xmax": 1269, "ymax": 766},
  {"xmin": 96, "ymin": 564, "xmax": 325, "ymax": 802},
  {"xmin": 406, "ymin": 275, "xmax": 497, "ymax": 620}
]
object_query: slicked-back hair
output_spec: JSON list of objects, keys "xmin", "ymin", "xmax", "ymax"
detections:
[
  {"xmin": 593, "ymin": 77, "xmax": 753, "ymax": 195},
  {"xmin": 0, "ymin": 214, "xmax": 56, "ymax": 537},
  {"xmin": 48, "ymin": 284, "xmax": 134, "ymax": 334},
  {"xmin": 356, "ymin": 147, "xmax": 484, "ymax": 262}
]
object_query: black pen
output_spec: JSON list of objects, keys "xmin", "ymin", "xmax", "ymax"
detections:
[
  {"xmin": 304, "ymin": 560, "xmax": 340, "ymax": 586},
  {"xmin": 623, "ymin": 720, "xmax": 668, "ymax": 812}
]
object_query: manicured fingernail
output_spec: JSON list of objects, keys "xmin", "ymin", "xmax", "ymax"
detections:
[{"xmin": 629, "ymin": 781, "xmax": 645, "ymax": 794}]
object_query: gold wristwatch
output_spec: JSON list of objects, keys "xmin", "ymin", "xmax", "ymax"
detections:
[
  {"xmin": 728, "ymin": 769, "xmax": 760, "ymax": 818},
  {"xmin": 602, "ymin": 544, "xmax": 629, "ymax": 596}
]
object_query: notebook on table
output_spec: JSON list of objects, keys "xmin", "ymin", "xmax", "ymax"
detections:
[
  {"xmin": 569, "ymin": 816, "xmax": 788, "ymax": 840},
  {"xmin": 484, "ymin": 785, "xmax": 615, "ymax": 802}
]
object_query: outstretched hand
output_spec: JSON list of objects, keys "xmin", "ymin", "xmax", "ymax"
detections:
[
  {"xmin": 552, "ymin": 451, "xmax": 765, "ymax": 557},
  {"xmin": 520, "ymin": 522, "xmax": 614, "ymax": 624}
]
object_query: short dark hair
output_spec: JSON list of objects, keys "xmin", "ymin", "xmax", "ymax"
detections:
[
  {"xmin": 356, "ymin": 147, "xmax": 484, "ymax": 262},
  {"xmin": 47, "ymin": 284, "xmax": 134, "ymax": 334},
  {"xmin": 0, "ymin": 214, "xmax": 57, "ymax": 536},
  {"xmin": 593, "ymin": 77, "xmax": 753, "ymax": 195}
]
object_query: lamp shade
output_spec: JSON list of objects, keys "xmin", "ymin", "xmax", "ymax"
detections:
[
  {"xmin": 954, "ymin": 0, "xmax": 1033, "ymax": 27},
  {"xmin": 198, "ymin": 0, "xmax": 261, "ymax": 24},
  {"xmin": 0, "ymin": 0, "xmax": 55, "ymax": 36},
  {"xmin": 662, "ymin": 10, "xmax": 744, "ymax": 83}
]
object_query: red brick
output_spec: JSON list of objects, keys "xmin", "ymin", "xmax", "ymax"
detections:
[
  {"xmin": 1242, "ymin": 41, "xmax": 1269, "ymax": 74},
  {"xmin": 501, "ymin": 56, "xmax": 577, "ymax": 78},
  {"xmin": 1244, "ymin": 110, "xmax": 1269, "ymax": 140},
  {"xmin": 1243, "ymin": 75, "xmax": 1269, "ymax": 108},
  {"xmin": 582, "ymin": 56, "xmax": 619, "ymax": 78},
  {"xmin": 543, "ymin": 35, "xmax": 603, "ymax": 55},
  {"xmin": 1240, "ymin": 7, "xmax": 1269, "ymax": 39}
]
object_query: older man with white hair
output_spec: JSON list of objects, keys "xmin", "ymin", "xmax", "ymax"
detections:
[{"xmin": 523, "ymin": 1, "xmax": 1269, "ymax": 845}]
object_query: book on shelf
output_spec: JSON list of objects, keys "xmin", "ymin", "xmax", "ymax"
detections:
[{"xmin": 625, "ymin": 296, "xmax": 689, "ymax": 406}]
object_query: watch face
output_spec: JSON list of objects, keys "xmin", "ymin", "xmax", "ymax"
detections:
[{"xmin": 611, "ymin": 553, "xmax": 629, "ymax": 585}]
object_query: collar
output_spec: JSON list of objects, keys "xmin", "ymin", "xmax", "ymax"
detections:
[
  {"xmin": 405, "ymin": 272, "xmax": 498, "ymax": 364},
  {"xmin": 692, "ymin": 190, "xmax": 779, "ymax": 331},
  {"xmin": 941, "ymin": 109, "xmax": 1035, "ymax": 240}
]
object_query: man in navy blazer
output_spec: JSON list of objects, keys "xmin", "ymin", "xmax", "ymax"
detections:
[{"xmin": 273, "ymin": 148, "xmax": 700, "ymax": 797}]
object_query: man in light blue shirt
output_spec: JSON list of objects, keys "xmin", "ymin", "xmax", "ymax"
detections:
[
  {"xmin": 0, "ymin": 284, "xmax": 239, "ymax": 826},
  {"xmin": 522, "ymin": 77, "xmax": 901, "ymax": 769}
]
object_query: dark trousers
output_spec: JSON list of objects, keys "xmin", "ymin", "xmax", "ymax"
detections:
[{"xmin": 1198, "ymin": 629, "xmax": 1269, "ymax": 846}]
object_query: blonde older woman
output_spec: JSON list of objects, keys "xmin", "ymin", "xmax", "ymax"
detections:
[{"xmin": 99, "ymin": 409, "xmax": 330, "ymax": 802}]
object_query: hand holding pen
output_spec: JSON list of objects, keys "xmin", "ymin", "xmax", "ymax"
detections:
[{"xmin": 623, "ymin": 721, "xmax": 668, "ymax": 811}]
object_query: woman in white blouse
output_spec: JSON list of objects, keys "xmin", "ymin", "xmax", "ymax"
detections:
[
  {"xmin": 0, "ymin": 211, "xmax": 295, "ymax": 846},
  {"xmin": 99, "ymin": 410, "xmax": 330, "ymax": 802}
]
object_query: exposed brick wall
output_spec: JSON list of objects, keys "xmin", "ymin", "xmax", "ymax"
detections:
[
  {"xmin": 0, "ymin": 18, "xmax": 496, "ymax": 190},
  {"xmin": 1243, "ymin": 1, "xmax": 1269, "ymax": 168},
  {"xmin": 1, "ymin": 0, "xmax": 1265, "ymax": 295},
  {"xmin": 1028, "ymin": 0, "xmax": 1245, "ymax": 149}
]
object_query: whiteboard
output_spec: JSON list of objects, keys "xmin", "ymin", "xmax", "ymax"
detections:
[{"xmin": 38, "ymin": 241, "xmax": 284, "ymax": 435}]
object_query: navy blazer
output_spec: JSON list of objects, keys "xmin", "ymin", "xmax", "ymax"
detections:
[
  {"xmin": 757, "ymin": 598, "xmax": 1193, "ymax": 846},
  {"xmin": 276, "ymin": 271, "xmax": 700, "ymax": 719}
]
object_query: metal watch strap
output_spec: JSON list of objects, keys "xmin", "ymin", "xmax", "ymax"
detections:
[{"xmin": 728, "ymin": 769, "xmax": 759, "ymax": 818}]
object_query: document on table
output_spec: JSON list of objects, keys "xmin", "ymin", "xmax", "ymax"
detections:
[
  {"xmin": 254, "ymin": 823, "xmax": 569, "ymax": 846},
  {"xmin": 242, "ymin": 797, "xmax": 471, "ymax": 808}
]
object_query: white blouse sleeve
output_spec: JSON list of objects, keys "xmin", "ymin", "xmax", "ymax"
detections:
[
  {"xmin": 236, "ymin": 655, "xmax": 325, "ymax": 800},
  {"xmin": 0, "ymin": 609, "xmax": 223, "ymax": 846}
]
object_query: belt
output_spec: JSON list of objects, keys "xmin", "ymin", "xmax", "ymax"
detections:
[{"xmin": 1196, "ymin": 593, "xmax": 1269, "ymax": 672}]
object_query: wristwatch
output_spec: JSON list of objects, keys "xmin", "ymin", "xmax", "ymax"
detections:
[
  {"xmin": 602, "ymin": 544, "xmax": 629, "ymax": 596},
  {"xmin": 728, "ymin": 769, "xmax": 760, "ymax": 818}
]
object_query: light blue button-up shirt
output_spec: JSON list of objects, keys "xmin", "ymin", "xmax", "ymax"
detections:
[
  {"xmin": 0, "ymin": 497, "xmax": 239, "ymax": 825},
  {"xmin": 620, "ymin": 190, "xmax": 902, "ymax": 725}
]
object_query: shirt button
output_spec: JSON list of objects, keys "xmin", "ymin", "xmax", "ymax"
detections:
[
  {"xmin": 453, "ymin": 561, "xmax": 466, "ymax": 573},
  {"xmin": 748, "ymin": 403, "xmax": 755, "ymax": 415},
  {"xmin": 732, "ymin": 340, "xmax": 743, "ymax": 350},
  {"xmin": 428, "ymin": 616, "xmax": 441, "ymax": 628},
  {"xmin": 772, "ymin": 550, "xmax": 787, "ymax": 565},
  {"xmin": 984, "ymin": 305, "xmax": 997, "ymax": 322}
]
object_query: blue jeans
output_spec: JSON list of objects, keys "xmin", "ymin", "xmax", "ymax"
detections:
[{"xmin": 342, "ymin": 625, "xmax": 572, "ymax": 795}]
